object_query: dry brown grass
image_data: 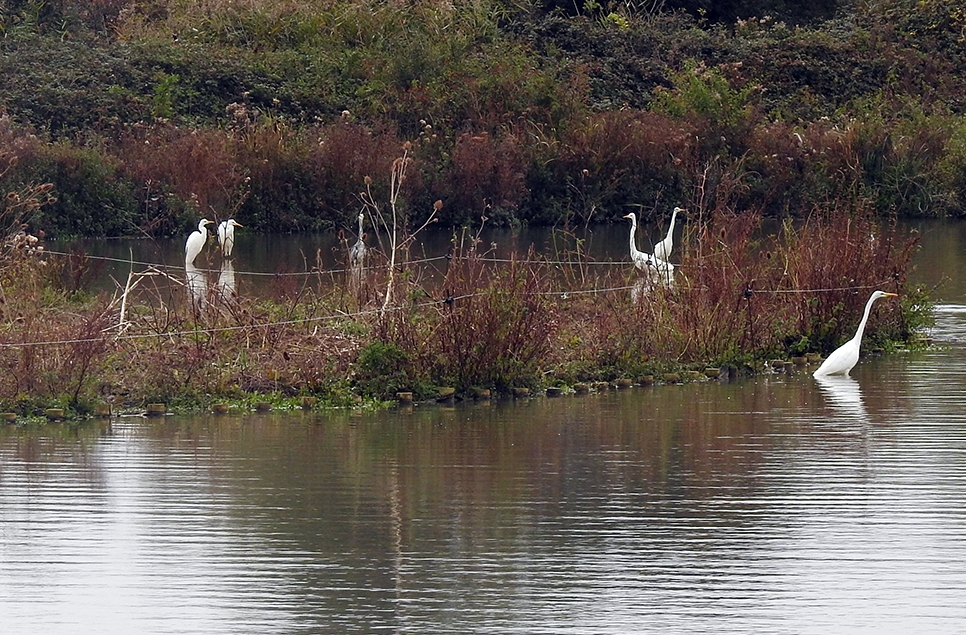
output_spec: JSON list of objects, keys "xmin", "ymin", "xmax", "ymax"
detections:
[{"xmin": 0, "ymin": 192, "xmax": 924, "ymax": 413}]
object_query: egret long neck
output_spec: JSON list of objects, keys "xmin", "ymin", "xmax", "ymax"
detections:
[
  {"xmin": 851, "ymin": 295, "xmax": 878, "ymax": 343},
  {"xmin": 628, "ymin": 217, "xmax": 638, "ymax": 254},
  {"xmin": 666, "ymin": 209, "xmax": 678, "ymax": 240}
]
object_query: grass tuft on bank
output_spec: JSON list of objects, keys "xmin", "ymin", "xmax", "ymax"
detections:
[{"xmin": 0, "ymin": 150, "xmax": 930, "ymax": 417}]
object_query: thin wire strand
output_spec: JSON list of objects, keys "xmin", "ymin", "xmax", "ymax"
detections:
[
  {"xmin": 2, "ymin": 252, "xmax": 897, "ymax": 349},
  {"xmin": 40, "ymin": 249, "xmax": 898, "ymax": 285},
  {"xmin": 0, "ymin": 278, "xmax": 894, "ymax": 349},
  {"xmin": 41, "ymin": 250, "xmax": 449, "ymax": 276},
  {"xmin": 473, "ymin": 256, "xmax": 627, "ymax": 266},
  {"xmin": 760, "ymin": 283, "xmax": 889, "ymax": 294},
  {"xmin": 0, "ymin": 290, "xmax": 485, "ymax": 349}
]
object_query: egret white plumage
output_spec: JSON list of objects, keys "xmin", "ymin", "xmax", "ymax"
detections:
[
  {"xmin": 185, "ymin": 218, "xmax": 214, "ymax": 265},
  {"xmin": 349, "ymin": 212, "xmax": 367, "ymax": 270},
  {"xmin": 650, "ymin": 253, "xmax": 675, "ymax": 288},
  {"xmin": 217, "ymin": 219, "xmax": 242, "ymax": 258},
  {"xmin": 622, "ymin": 212, "xmax": 675, "ymax": 288},
  {"xmin": 347, "ymin": 212, "xmax": 367, "ymax": 293},
  {"xmin": 622, "ymin": 212, "xmax": 650, "ymax": 271},
  {"xmin": 653, "ymin": 206, "xmax": 683, "ymax": 262},
  {"xmin": 813, "ymin": 290, "xmax": 898, "ymax": 377}
]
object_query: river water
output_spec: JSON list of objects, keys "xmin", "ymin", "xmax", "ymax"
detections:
[{"xmin": 3, "ymin": 220, "xmax": 966, "ymax": 633}]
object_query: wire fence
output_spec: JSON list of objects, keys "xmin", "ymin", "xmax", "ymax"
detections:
[
  {"xmin": 42, "ymin": 249, "xmax": 895, "ymax": 292},
  {"xmin": 41, "ymin": 249, "xmax": 452, "ymax": 276},
  {"xmin": 0, "ymin": 248, "xmax": 897, "ymax": 349}
]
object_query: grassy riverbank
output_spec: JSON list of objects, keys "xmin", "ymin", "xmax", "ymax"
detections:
[
  {"xmin": 0, "ymin": 0, "xmax": 947, "ymax": 416},
  {"xmin": 0, "ymin": 191, "xmax": 931, "ymax": 419}
]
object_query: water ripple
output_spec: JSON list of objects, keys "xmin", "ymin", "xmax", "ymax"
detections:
[{"xmin": 3, "ymin": 311, "xmax": 966, "ymax": 634}]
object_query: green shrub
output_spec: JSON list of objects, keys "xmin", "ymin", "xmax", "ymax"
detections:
[
  {"xmin": 26, "ymin": 142, "xmax": 139, "ymax": 237},
  {"xmin": 651, "ymin": 60, "xmax": 758, "ymax": 159},
  {"xmin": 354, "ymin": 341, "xmax": 416, "ymax": 400},
  {"xmin": 938, "ymin": 115, "xmax": 966, "ymax": 216}
]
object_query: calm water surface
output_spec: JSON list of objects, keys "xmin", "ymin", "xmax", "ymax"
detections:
[
  {"xmin": 3, "ymin": 221, "xmax": 966, "ymax": 633},
  {"xmin": 3, "ymin": 322, "xmax": 966, "ymax": 633},
  {"xmin": 52, "ymin": 217, "xmax": 966, "ymax": 301}
]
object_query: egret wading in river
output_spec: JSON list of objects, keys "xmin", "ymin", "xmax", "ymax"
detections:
[
  {"xmin": 349, "ymin": 212, "xmax": 367, "ymax": 271},
  {"xmin": 348, "ymin": 212, "xmax": 367, "ymax": 292},
  {"xmin": 653, "ymin": 206, "xmax": 684, "ymax": 262},
  {"xmin": 217, "ymin": 219, "xmax": 243, "ymax": 258},
  {"xmin": 185, "ymin": 219, "xmax": 214, "ymax": 266},
  {"xmin": 813, "ymin": 290, "xmax": 898, "ymax": 377},
  {"xmin": 623, "ymin": 212, "xmax": 675, "ymax": 289}
]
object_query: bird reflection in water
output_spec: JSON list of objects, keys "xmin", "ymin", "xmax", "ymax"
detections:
[
  {"xmin": 630, "ymin": 278, "xmax": 648, "ymax": 304},
  {"xmin": 216, "ymin": 259, "xmax": 237, "ymax": 300},
  {"xmin": 815, "ymin": 374, "xmax": 868, "ymax": 421},
  {"xmin": 185, "ymin": 263, "xmax": 207, "ymax": 311}
]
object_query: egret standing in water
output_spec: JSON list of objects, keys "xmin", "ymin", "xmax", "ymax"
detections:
[
  {"xmin": 622, "ymin": 212, "xmax": 649, "ymax": 271},
  {"xmin": 348, "ymin": 212, "xmax": 367, "ymax": 293},
  {"xmin": 653, "ymin": 206, "xmax": 684, "ymax": 262},
  {"xmin": 813, "ymin": 290, "xmax": 898, "ymax": 377},
  {"xmin": 185, "ymin": 218, "xmax": 214, "ymax": 266},
  {"xmin": 349, "ymin": 212, "xmax": 367, "ymax": 271},
  {"xmin": 622, "ymin": 212, "xmax": 675, "ymax": 288},
  {"xmin": 217, "ymin": 219, "xmax": 243, "ymax": 258}
]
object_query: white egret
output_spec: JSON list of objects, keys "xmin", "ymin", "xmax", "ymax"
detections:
[
  {"xmin": 185, "ymin": 218, "xmax": 214, "ymax": 265},
  {"xmin": 813, "ymin": 290, "xmax": 898, "ymax": 377},
  {"xmin": 348, "ymin": 212, "xmax": 367, "ymax": 294},
  {"xmin": 623, "ymin": 212, "xmax": 675, "ymax": 288},
  {"xmin": 349, "ymin": 212, "xmax": 367, "ymax": 270},
  {"xmin": 217, "ymin": 219, "xmax": 243, "ymax": 258},
  {"xmin": 622, "ymin": 212, "xmax": 651, "ymax": 271},
  {"xmin": 657, "ymin": 259, "xmax": 675, "ymax": 287},
  {"xmin": 653, "ymin": 206, "xmax": 683, "ymax": 262}
]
